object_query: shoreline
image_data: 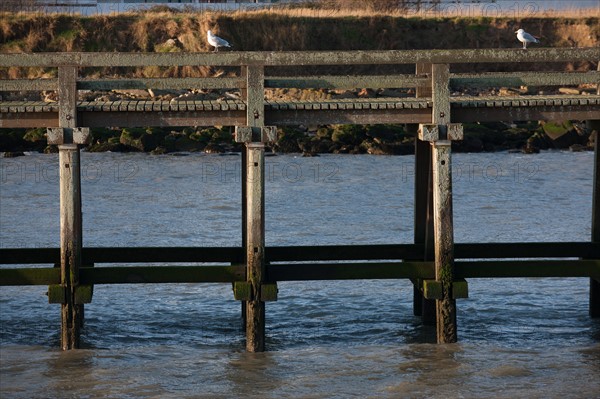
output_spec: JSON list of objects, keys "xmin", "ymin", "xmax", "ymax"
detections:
[{"xmin": 1, "ymin": 120, "xmax": 595, "ymax": 158}]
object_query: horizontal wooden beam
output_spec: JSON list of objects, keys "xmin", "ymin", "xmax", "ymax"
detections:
[
  {"xmin": 1, "ymin": 243, "xmax": 597, "ymax": 265},
  {"xmin": 0, "ymin": 49, "xmax": 597, "ymax": 68},
  {"xmin": 455, "ymin": 260, "xmax": 600, "ymax": 280},
  {"xmin": 0, "ymin": 79, "xmax": 58, "ymax": 91},
  {"xmin": 78, "ymin": 77, "xmax": 244, "ymax": 91},
  {"xmin": 451, "ymin": 104, "xmax": 600, "ymax": 123},
  {"xmin": 265, "ymin": 108, "xmax": 430, "ymax": 125},
  {"xmin": 265, "ymin": 75, "xmax": 428, "ymax": 89},
  {"xmin": 1, "ymin": 259, "xmax": 598, "ymax": 286},
  {"xmin": 267, "ymin": 262, "xmax": 434, "ymax": 281},
  {"xmin": 450, "ymin": 71, "xmax": 600, "ymax": 88},
  {"xmin": 80, "ymin": 110, "xmax": 246, "ymax": 128},
  {"xmin": 79, "ymin": 265, "xmax": 245, "ymax": 284}
]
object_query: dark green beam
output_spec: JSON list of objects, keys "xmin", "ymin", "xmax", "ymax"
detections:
[
  {"xmin": 2, "ymin": 242, "xmax": 598, "ymax": 265},
  {"xmin": 1, "ymin": 260, "xmax": 599, "ymax": 286}
]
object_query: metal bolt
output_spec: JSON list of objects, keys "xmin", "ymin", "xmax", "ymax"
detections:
[
  {"xmin": 439, "ymin": 112, "xmax": 445, "ymax": 118},
  {"xmin": 66, "ymin": 115, "xmax": 72, "ymax": 120},
  {"xmin": 254, "ymin": 110, "xmax": 260, "ymax": 119}
]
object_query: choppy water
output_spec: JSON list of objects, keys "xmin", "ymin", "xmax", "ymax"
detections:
[{"xmin": 1, "ymin": 151, "xmax": 599, "ymax": 398}]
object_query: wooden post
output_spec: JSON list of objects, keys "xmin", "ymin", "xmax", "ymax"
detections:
[
  {"xmin": 432, "ymin": 140, "xmax": 457, "ymax": 342},
  {"xmin": 51, "ymin": 66, "xmax": 91, "ymax": 350},
  {"xmin": 59, "ymin": 144, "xmax": 82, "ymax": 349},
  {"xmin": 418, "ymin": 63, "xmax": 463, "ymax": 343},
  {"xmin": 242, "ymin": 64, "xmax": 268, "ymax": 352},
  {"xmin": 245, "ymin": 142, "xmax": 266, "ymax": 351},
  {"xmin": 413, "ymin": 139, "xmax": 435, "ymax": 323},
  {"xmin": 589, "ymin": 118, "xmax": 600, "ymax": 318},
  {"xmin": 413, "ymin": 62, "xmax": 436, "ymax": 322}
]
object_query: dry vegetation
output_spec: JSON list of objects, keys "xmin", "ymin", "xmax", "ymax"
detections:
[{"xmin": 0, "ymin": 6, "xmax": 598, "ymax": 79}]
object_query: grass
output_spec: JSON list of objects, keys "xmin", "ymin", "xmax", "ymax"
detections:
[{"xmin": 0, "ymin": 8, "xmax": 597, "ymax": 79}]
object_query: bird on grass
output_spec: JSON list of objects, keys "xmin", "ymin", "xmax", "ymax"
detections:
[
  {"xmin": 207, "ymin": 30, "xmax": 232, "ymax": 52},
  {"xmin": 515, "ymin": 29, "xmax": 540, "ymax": 50}
]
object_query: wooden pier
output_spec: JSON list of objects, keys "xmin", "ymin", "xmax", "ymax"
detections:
[{"xmin": 1, "ymin": 48, "xmax": 599, "ymax": 351}]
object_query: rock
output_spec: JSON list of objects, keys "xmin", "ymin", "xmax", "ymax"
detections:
[
  {"xmin": 329, "ymin": 90, "xmax": 357, "ymax": 99},
  {"xmin": 558, "ymin": 87, "xmax": 580, "ymax": 95},
  {"xmin": 357, "ymin": 88, "xmax": 376, "ymax": 98},
  {"xmin": 204, "ymin": 143, "xmax": 225, "ymax": 154},
  {"xmin": 499, "ymin": 87, "xmax": 520, "ymax": 96},
  {"xmin": 2, "ymin": 151, "xmax": 25, "ymax": 158},
  {"xmin": 119, "ymin": 128, "xmax": 160, "ymax": 152},
  {"xmin": 112, "ymin": 89, "xmax": 152, "ymax": 99},
  {"xmin": 569, "ymin": 144, "xmax": 588, "ymax": 152},
  {"xmin": 147, "ymin": 88, "xmax": 187, "ymax": 99},
  {"xmin": 377, "ymin": 88, "xmax": 404, "ymax": 97},
  {"xmin": 542, "ymin": 121, "xmax": 583, "ymax": 148},
  {"xmin": 150, "ymin": 146, "xmax": 168, "ymax": 155}
]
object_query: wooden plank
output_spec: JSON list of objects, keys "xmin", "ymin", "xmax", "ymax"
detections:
[
  {"xmin": 1, "ymin": 49, "xmax": 597, "ymax": 68},
  {"xmin": 2, "ymin": 260, "xmax": 597, "ymax": 286},
  {"xmin": 80, "ymin": 265, "xmax": 245, "ymax": 284},
  {"xmin": 78, "ymin": 77, "xmax": 243, "ymax": 91},
  {"xmin": 432, "ymin": 140, "xmax": 457, "ymax": 343},
  {"xmin": 454, "ymin": 260, "xmax": 600, "ymax": 279},
  {"xmin": 2, "ymin": 243, "xmax": 596, "ymax": 266},
  {"xmin": 58, "ymin": 144, "xmax": 83, "ymax": 350},
  {"xmin": 591, "ymin": 119, "xmax": 600, "ymax": 318},
  {"xmin": 265, "ymin": 74, "xmax": 428, "ymax": 90},
  {"xmin": 450, "ymin": 71, "xmax": 600, "ymax": 89},
  {"xmin": 80, "ymin": 110, "xmax": 245, "ymax": 127},
  {"xmin": 432, "ymin": 64, "xmax": 450, "ymax": 126},
  {"xmin": 245, "ymin": 142, "xmax": 266, "ymax": 352},
  {"xmin": 268, "ymin": 262, "xmax": 434, "ymax": 281}
]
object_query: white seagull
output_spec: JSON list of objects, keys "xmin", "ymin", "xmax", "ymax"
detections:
[
  {"xmin": 207, "ymin": 30, "xmax": 231, "ymax": 52},
  {"xmin": 515, "ymin": 28, "xmax": 540, "ymax": 49}
]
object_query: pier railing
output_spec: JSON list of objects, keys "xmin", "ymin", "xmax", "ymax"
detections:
[{"xmin": 1, "ymin": 48, "xmax": 599, "ymax": 351}]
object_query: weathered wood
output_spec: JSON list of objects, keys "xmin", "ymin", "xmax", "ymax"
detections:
[
  {"xmin": 265, "ymin": 74, "xmax": 428, "ymax": 89},
  {"xmin": 245, "ymin": 64, "xmax": 265, "ymax": 127},
  {"xmin": 1, "ymin": 243, "xmax": 597, "ymax": 266},
  {"xmin": 590, "ymin": 118, "xmax": 600, "ymax": 318},
  {"xmin": 432, "ymin": 141, "xmax": 457, "ymax": 343},
  {"xmin": 413, "ymin": 62, "xmax": 435, "ymax": 321},
  {"xmin": 245, "ymin": 142, "xmax": 266, "ymax": 352},
  {"xmin": 2, "ymin": 260, "xmax": 599, "ymax": 286},
  {"xmin": 432, "ymin": 64, "xmax": 450, "ymax": 126},
  {"xmin": 414, "ymin": 137, "xmax": 435, "ymax": 320},
  {"xmin": 450, "ymin": 71, "xmax": 600, "ymax": 88},
  {"xmin": 1, "ymin": 49, "xmax": 597, "ymax": 68},
  {"xmin": 58, "ymin": 144, "xmax": 83, "ymax": 350},
  {"xmin": 57, "ymin": 66, "xmax": 84, "ymax": 350}
]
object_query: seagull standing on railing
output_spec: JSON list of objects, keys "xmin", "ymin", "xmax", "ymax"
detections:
[
  {"xmin": 515, "ymin": 29, "xmax": 540, "ymax": 49},
  {"xmin": 207, "ymin": 30, "xmax": 232, "ymax": 52}
]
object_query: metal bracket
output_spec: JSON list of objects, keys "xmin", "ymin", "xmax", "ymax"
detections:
[
  {"xmin": 235, "ymin": 126, "xmax": 277, "ymax": 143},
  {"xmin": 418, "ymin": 123, "xmax": 463, "ymax": 142},
  {"xmin": 233, "ymin": 281, "xmax": 278, "ymax": 302},
  {"xmin": 422, "ymin": 279, "xmax": 468, "ymax": 299},
  {"xmin": 48, "ymin": 284, "xmax": 94, "ymax": 304},
  {"xmin": 47, "ymin": 127, "xmax": 92, "ymax": 145}
]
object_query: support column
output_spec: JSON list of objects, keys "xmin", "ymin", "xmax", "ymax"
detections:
[
  {"xmin": 46, "ymin": 66, "xmax": 91, "ymax": 350},
  {"xmin": 59, "ymin": 143, "xmax": 83, "ymax": 349},
  {"xmin": 234, "ymin": 125, "xmax": 277, "ymax": 352},
  {"xmin": 47, "ymin": 127, "xmax": 91, "ymax": 350},
  {"xmin": 589, "ymin": 119, "xmax": 600, "ymax": 318},
  {"xmin": 245, "ymin": 142, "xmax": 266, "ymax": 351},
  {"xmin": 413, "ymin": 139, "xmax": 435, "ymax": 324},
  {"xmin": 413, "ymin": 62, "xmax": 435, "ymax": 323},
  {"xmin": 418, "ymin": 63, "xmax": 464, "ymax": 343},
  {"xmin": 432, "ymin": 140, "xmax": 457, "ymax": 343}
]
